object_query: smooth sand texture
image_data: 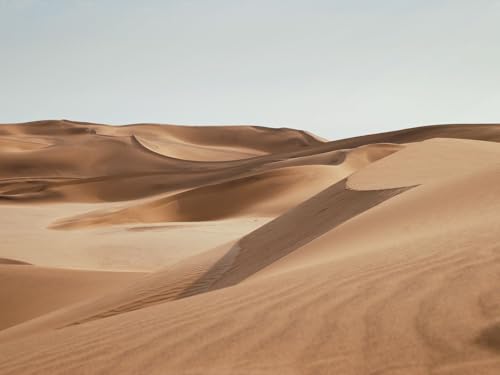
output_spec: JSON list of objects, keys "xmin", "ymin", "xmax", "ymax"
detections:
[
  {"xmin": 0, "ymin": 265, "xmax": 144, "ymax": 330},
  {"xmin": 0, "ymin": 121, "xmax": 500, "ymax": 374}
]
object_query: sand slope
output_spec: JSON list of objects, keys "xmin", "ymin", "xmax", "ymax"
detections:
[
  {"xmin": 50, "ymin": 143, "xmax": 400, "ymax": 229},
  {"xmin": 1, "ymin": 122, "xmax": 500, "ymax": 374},
  {"xmin": 0, "ymin": 264, "xmax": 143, "ymax": 330}
]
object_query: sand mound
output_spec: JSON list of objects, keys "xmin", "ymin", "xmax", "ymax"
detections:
[
  {"xmin": 196, "ymin": 179, "xmax": 409, "ymax": 291},
  {"xmin": 0, "ymin": 265, "xmax": 143, "ymax": 331},
  {"xmin": 50, "ymin": 166, "xmax": 346, "ymax": 228},
  {"xmin": 347, "ymin": 137, "xmax": 500, "ymax": 190},
  {"xmin": 325, "ymin": 123, "xmax": 500, "ymax": 149}
]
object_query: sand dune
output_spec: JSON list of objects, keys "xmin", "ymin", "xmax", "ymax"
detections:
[
  {"xmin": 1, "ymin": 121, "xmax": 500, "ymax": 374},
  {"xmin": 133, "ymin": 134, "xmax": 266, "ymax": 161},
  {"xmin": 0, "ymin": 264, "xmax": 143, "ymax": 331},
  {"xmin": 51, "ymin": 142, "xmax": 401, "ymax": 229},
  {"xmin": 50, "ymin": 166, "xmax": 348, "ymax": 228}
]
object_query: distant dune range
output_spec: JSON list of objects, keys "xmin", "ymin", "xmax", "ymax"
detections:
[{"xmin": 1, "ymin": 120, "xmax": 500, "ymax": 374}]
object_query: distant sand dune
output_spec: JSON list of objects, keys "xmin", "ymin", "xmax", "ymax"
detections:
[{"xmin": 133, "ymin": 134, "xmax": 266, "ymax": 161}]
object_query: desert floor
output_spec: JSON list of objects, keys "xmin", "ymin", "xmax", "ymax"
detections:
[{"xmin": 0, "ymin": 120, "xmax": 499, "ymax": 374}]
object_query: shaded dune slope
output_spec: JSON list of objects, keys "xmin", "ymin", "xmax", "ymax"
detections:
[
  {"xmin": 193, "ymin": 180, "xmax": 409, "ymax": 292},
  {"xmin": 0, "ymin": 258, "xmax": 31, "ymax": 265}
]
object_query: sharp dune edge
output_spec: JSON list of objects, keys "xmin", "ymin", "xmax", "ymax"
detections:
[{"xmin": 0, "ymin": 121, "xmax": 500, "ymax": 375}]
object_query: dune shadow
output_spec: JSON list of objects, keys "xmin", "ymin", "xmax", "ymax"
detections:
[
  {"xmin": 179, "ymin": 179, "xmax": 411, "ymax": 296},
  {"xmin": 0, "ymin": 258, "xmax": 32, "ymax": 265},
  {"xmin": 475, "ymin": 323, "xmax": 500, "ymax": 352}
]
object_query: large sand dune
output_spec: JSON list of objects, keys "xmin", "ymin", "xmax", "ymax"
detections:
[{"xmin": 1, "ymin": 121, "xmax": 499, "ymax": 374}]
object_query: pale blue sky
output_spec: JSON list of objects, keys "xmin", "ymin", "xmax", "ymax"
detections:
[{"xmin": 1, "ymin": 0, "xmax": 500, "ymax": 139}]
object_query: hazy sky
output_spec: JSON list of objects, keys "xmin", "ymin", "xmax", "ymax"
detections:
[{"xmin": 1, "ymin": 0, "xmax": 500, "ymax": 140}]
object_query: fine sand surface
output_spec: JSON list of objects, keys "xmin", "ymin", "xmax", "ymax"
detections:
[{"xmin": 1, "ymin": 121, "xmax": 500, "ymax": 375}]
